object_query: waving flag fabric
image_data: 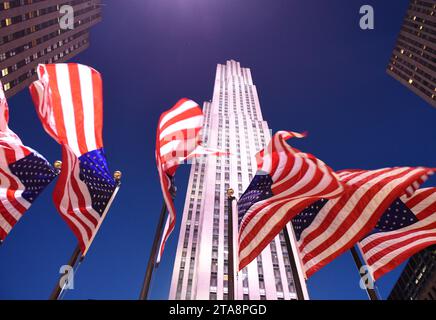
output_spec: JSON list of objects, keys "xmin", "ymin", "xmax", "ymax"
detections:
[
  {"xmin": 29, "ymin": 63, "xmax": 117, "ymax": 254},
  {"xmin": 359, "ymin": 188, "xmax": 436, "ymax": 280},
  {"xmin": 0, "ymin": 82, "xmax": 57, "ymax": 241},
  {"xmin": 292, "ymin": 167, "xmax": 435, "ymax": 277},
  {"xmin": 237, "ymin": 131, "xmax": 345, "ymax": 270},
  {"xmin": 156, "ymin": 98, "xmax": 223, "ymax": 263},
  {"xmin": 29, "ymin": 63, "xmax": 103, "ymax": 153}
]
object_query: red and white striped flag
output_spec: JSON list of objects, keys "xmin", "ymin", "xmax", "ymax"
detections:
[
  {"xmin": 30, "ymin": 64, "xmax": 117, "ymax": 255},
  {"xmin": 237, "ymin": 131, "xmax": 346, "ymax": 270},
  {"xmin": 359, "ymin": 187, "xmax": 436, "ymax": 280},
  {"xmin": 0, "ymin": 82, "xmax": 57, "ymax": 241},
  {"xmin": 30, "ymin": 63, "xmax": 103, "ymax": 152},
  {"xmin": 292, "ymin": 167, "xmax": 435, "ymax": 277},
  {"xmin": 156, "ymin": 98, "xmax": 223, "ymax": 263}
]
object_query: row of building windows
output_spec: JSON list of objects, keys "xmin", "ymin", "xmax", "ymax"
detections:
[
  {"xmin": 1, "ymin": 37, "xmax": 88, "ymax": 92},
  {"xmin": 392, "ymin": 52, "xmax": 436, "ymax": 88},
  {"xmin": 408, "ymin": 1, "xmax": 436, "ymax": 17},
  {"xmin": 0, "ymin": 2, "xmax": 59, "ymax": 29},
  {"xmin": 401, "ymin": 20, "xmax": 436, "ymax": 45},
  {"xmin": 175, "ymin": 120, "xmax": 211, "ymax": 299},
  {"xmin": 217, "ymin": 76, "xmax": 258, "ymax": 118},
  {"xmin": 1, "ymin": 1, "xmax": 46, "ymax": 12},
  {"xmin": 395, "ymin": 41, "xmax": 436, "ymax": 74},
  {"xmin": 0, "ymin": 3, "xmax": 100, "ymax": 48},
  {"xmin": 389, "ymin": 58, "xmax": 436, "ymax": 101},
  {"xmin": 1, "ymin": 27, "xmax": 88, "ymax": 78}
]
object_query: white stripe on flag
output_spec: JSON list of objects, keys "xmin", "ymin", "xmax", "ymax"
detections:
[
  {"xmin": 159, "ymin": 100, "xmax": 198, "ymax": 129},
  {"xmin": 0, "ymin": 214, "xmax": 12, "ymax": 234},
  {"xmin": 55, "ymin": 64, "xmax": 81, "ymax": 156},
  {"xmin": 159, "ymin": 116, "xmax": 203, "ymax": 141},
  {"xmin": 156, "ymin": 215, "xmax": 170, "ymax": 264},
  {"xmin": 78, "ymin": 64, "xmax": 97, "ymax": 152},
  {"xmin": 371, "ymin": 236, "xmax": 436, "ymax": 276}
]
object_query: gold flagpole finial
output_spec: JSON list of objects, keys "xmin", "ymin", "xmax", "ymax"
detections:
[
  {"xmin": 54, "ymin": 160, "xmax": 62, "ymax": 170},
  {"xmin": 227, "ymin": 188, "xmax": 234, "ymax": 198},
  {"xmin": 113, "ymin": 171, "xmax": 122, "ymax": 181}
]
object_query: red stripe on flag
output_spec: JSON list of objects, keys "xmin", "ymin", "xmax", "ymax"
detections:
[
  {"xmin": 373, "ymin": 237, "xmax": 436, "ymax": 280},
  {"xmin": 45, "ymin": 65, "xmax": 69, "ymax": 145},
  {"xmin": 0, "ymin": 168, "xmax": 27, "ymax": 214}
]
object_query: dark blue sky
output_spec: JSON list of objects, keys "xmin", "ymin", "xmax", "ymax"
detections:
[{"xmin": 1, "ymin": 0, "xmax": 435, "ymax": 300}]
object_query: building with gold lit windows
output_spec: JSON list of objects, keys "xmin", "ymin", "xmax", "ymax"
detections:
[
  {"xmin": 387, "ymin": 0, "xmax": 436, "ymax": 108},
  {"xmin": 0, "ymin": 0, "xmax": 102, "ymax": 98}
]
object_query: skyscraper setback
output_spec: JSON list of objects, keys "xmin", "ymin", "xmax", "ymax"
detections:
[
  {"xmin": 387, "ymin": 0, "xmax": 436, "ymax": 108},
  {"xmin": 0, "ymin": 0, "xmax": 102, "ymax": 98},
  {"xmin": 169, "ymin": 60, "xmax": 308, "ymax": 300}
]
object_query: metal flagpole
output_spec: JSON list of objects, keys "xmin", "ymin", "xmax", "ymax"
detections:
[
  {"xmin": 49, "ymin": 245, "xmax": 83, "ymax": 300},
  {"xmin": 139, "ymin": 183, "xmax": 176, "ymax": 300},
  {"xmin": 282, "ymin": 226, "xmax": 306, "ymax": 300},
  {"xmin": 350, "ymin": 245, "xmax": 379, "ymax": 300},
  {"xmin": 49, "ymin": 162, "xmax": 122, "ymax": 300},
  {"xmin": 226, "ymin": 188, "xmax": 236, "ymax": 300},
  {"xmin": 139, "ymin": 201, "xmax": 168, "ymax": 300}
]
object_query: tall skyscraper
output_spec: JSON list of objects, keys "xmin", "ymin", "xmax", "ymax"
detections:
[
  {"xmin": 0, "ymin": 0, "xmax": 102, "ymax": 98},
  {"xmin": 389, "ymin": 246, "xmax": 436, "ymax": 300},
  {"xmin": 169, "ymin": 60, "xmax": 308, "ymax": 300},
  {"xmin": 387, "ymin": 0, "xmax": 436, "ymax": 108}
]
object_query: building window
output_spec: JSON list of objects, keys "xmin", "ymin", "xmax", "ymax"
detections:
[{"xmin": 210, "ymin": 272, "xmax": 218, "ymax": 287}]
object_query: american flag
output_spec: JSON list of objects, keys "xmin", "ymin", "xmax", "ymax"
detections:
[
  {"xmin": 359, "ymin": 187, "xmax": 436, "ymax": 280},
  {"xmin": 156, "ymin": 98, "xmax": 223, "ymax": 263},
  {"xmin": 29, "ymin": 63, "xmax": 117, "ymax": 255},
  {"xmin": 292, "ymin": 167, "xmax": 435, "ymax": 277},
  {"xmin": 238, "ymin": 131, "xmax": 345, "ymax": 270},
  {"xmin": 0, "ymin": 82, "xmax": 57, "ymax": 241}
]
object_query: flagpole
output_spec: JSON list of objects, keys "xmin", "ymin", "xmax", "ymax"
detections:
[
  {"xmin": 49, "ymin": 162, "xmax": 122, "ymax": 300},
  {"xmin": 139, "ymin": 183, "xmax": 176, "ymax": 300},
  {"xmin": 139, "ymin": 201, "xmax": 167, "ymax": 300},
  {"xmin": 226, "ymin": 188, "xmax": 236, "ymax": 300},
  {"xmin": 282, "ymin": 226, "xmax": 306, "ymax": 300},
  {"xmin": 49, "ymin": 245, "xmax": 82, "ymax": 300},
  {"xmin": 350, "ymin": 245, "xmax": 379, "ymax": 300}
]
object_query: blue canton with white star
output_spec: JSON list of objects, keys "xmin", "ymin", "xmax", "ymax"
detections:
[
  {"xmin": 292, "ymin": 199, "xmax": 328, "ymax": 241},
  {"xmin": 365, "ymin": 198, "xmax": 418, "ymax": 237},
  {"xmin": 237, "ymin": 174, "xmax": 274, "ymax": 226},
  {"xmin": 9, "ymin": 152, "xmax": 57, "ymax": 203},
  {"xmin": 79, "ymin": 148, "xmax": 116, "ymax": 217}
]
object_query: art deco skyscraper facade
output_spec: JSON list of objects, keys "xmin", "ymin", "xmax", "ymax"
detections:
[
  {"xmin": 387, "ymin": 0, "xmax": 436, "ymax": 108},
  {"xmin": 169, "ymin": 60, "xmax": 308, "ymax": 300},
  {"xmin": 0, "ymin": 0, "xmax": 102, "ymax": 98}
]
